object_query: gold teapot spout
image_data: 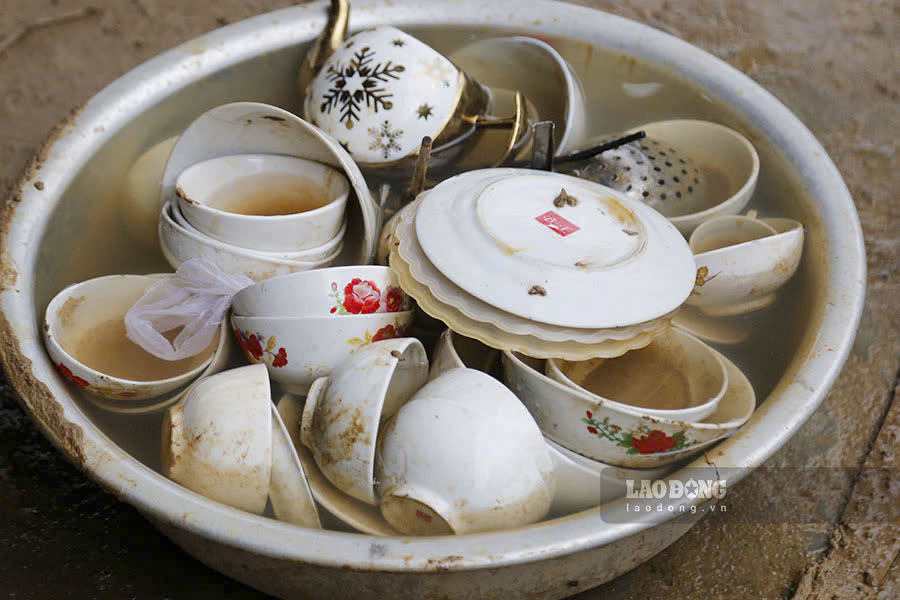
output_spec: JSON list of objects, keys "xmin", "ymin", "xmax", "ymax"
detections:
[{"xmin": 297, "ymin": 0, "xmax": 350, "ymax": 96}]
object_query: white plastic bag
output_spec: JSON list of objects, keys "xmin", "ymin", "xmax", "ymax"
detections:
[{"xmin": 125, "ymin": 259, "xmax": 253, "ymax": 360}]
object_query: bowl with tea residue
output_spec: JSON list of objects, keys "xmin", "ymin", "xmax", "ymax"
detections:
[
  {"xmin": 686, "ymin": 215, "xmax": 805, "ymax": 317},
  {"xmin": 176, "ymin": 154, "xmax": 350, "ymax": 252},
  {"xmin": 43, "ymin": 274, "xmax": 218, "ymax": 401},
  {"xmin": 503, "ymin": 341, "xmax": 754, "ymax": 468},
  {"xmin": 546, "ymin": 327, "xmax": 728, "ymax": 423}
]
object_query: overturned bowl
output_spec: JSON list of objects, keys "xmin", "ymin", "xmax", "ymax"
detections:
[{"xmin": 0, "ymin": 2, "xmax": 864, "ymax": 599}]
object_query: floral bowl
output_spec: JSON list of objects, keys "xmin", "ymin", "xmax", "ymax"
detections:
[
  {"xmin": 502, "ymin": 346, "xmax": 755, "ymax": 468},
  {"xmin": 231, "ymin": 265, "xmax": 410, "ymax": 318},
  {"xmin": 231, "ymin": 312, "xmax": 414, "ymax": 394}
]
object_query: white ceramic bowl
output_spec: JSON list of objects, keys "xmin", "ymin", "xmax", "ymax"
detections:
[
  {"xmin": 269, "ymin": 402, "xmax": 321, "ymax": 529},
  {"xmin": 159, "ymin": 201, "xmax": 342, "ymax": 282},
  {"xmin": 300, "ymin": 338, "xmax": 428, "ymax": 504},
  {"xmin": 120, "ymin": 135, "xmax": 178, "ymax": 247},
  {"xmin": 687, "ymin": 216, "xmax": 805, "ymax": 317},
  {"xmin": 503, "ymin": 345, "xmax": 755, "ymax": 468},
  {"xmin": 162, "ymin": 364, "xmax": 272, "ymax": 514},
  {"xmin": 545, "ymin": 438, "xmax": 672, "ymax": 518},
  {"xmin": 232, "ymin": 265, "xmax": 410, "ymax": 318},
  {"xmin": 546, "ymin": 327, "xmax": 728, "ymax": 423},
  {"xmin": 231, "ymin": 311, "xmax": 414, "ymax": 394},
  {"xmin": 636, "ymin": 120, "xmax": 759, "ymax": 235},
  {"xmin": 176, "ymin": 154, "xmax": 349, "ymax": 252},
  {"xmin": 43, "ymin": 274, "xmax": 216, "ymax": 402},
  {"xmin": 449, "ymin": 35, "xmax": 588, "ymax": 155},
  {"xmin": 375, "ymin": 368, "xmax": 555, "ymax": 536}
]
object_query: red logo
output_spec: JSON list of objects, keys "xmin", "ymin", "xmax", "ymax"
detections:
[{"xmin": 535, "ymin": 211, "xmax": 580, "ymax": 237}]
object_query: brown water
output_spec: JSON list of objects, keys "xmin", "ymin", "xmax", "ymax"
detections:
[
  {"xmin": 577, "ymin": 347, "xmax": 692, "ymax": 410},
  {"xmin": 34, "ymin": 25, "xmax": 821, "ymax": 474},
  {"xmin": 62, "ymin": 319, "xmax": 214, "ymax": 382},
  {"xmin": 208, "ymin": 174, "xmax": 330, "ymax": 216}
]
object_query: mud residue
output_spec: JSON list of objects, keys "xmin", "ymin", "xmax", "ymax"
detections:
[
  {"xmin": 0, "ymin": 105, "xmax": 88, "ymax": 468},
  {"xmin": 56, "ymin": 295, "xmax": 84, "ymax": 329}
]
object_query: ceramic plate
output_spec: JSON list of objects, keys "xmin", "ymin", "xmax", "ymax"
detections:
[
  {"xmin": 395, "ymin": 197, "xmax": 671, "ymax": 343},
  {"xmin": 390, "ymin": 239, "xmax": 661, "ymax": 360},
  {"xmin": 415, "ymin": 169, "xmax": 695, "ymax": 328}
]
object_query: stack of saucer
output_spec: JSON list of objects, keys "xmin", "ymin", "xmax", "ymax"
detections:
[{"xmin": 389, "ymin": 169, "xmax": 697, "ymax": 359}]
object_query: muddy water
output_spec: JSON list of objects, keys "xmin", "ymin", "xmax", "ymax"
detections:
[
  {"xmin": 207, "ymin": 174, "xmax": 330, "ymax": 216},
  {"xmin": 35, "ymin": 27, "xmax": 820, "ymax": 478}
]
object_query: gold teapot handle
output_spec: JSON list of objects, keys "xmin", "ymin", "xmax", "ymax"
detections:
[
  {"xmin": 297, "ymin": 0, "xmax": 350, "ymax": 95},
  {"xmin": 474, "ymin": 92, "xmax": 527, "ymax": 167}
]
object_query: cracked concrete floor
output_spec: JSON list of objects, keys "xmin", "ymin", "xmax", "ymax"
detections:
[{"xmin": 1, "ymin": 1, "xmax": 897, "ymax": 598}]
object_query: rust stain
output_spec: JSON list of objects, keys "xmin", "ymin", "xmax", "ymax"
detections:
[
  {"xmin": 603, "ymin": 196, "xmax": 639, "ymax": 227},
  {"xmin": 261, "ymin": 115, "xmax": 286, "ymax": 122}
]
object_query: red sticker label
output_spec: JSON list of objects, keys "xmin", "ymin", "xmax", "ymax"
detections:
[{"xmin": 535, "ymin": 211, "xmax": 580, "ymax": 237}]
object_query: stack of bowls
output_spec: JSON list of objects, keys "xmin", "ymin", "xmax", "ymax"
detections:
[
  {"xmin": 169, "ymin": 153, "xmax": 349, "ymax": 273},
  {"xmin": 158, "ymin": 102, "xmax": 381, "ymax": 280},
  {"xmin": 230, "ymin": 266, "xmax": 414, "ymax": 394},
  {"xmin": 388, "ymin": 168, "xmax": 697, "ymax": 359}
]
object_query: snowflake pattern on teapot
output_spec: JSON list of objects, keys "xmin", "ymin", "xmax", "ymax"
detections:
[{"xmin": 303, "ymin": 26, "xmax": 461, "ymax": 164}]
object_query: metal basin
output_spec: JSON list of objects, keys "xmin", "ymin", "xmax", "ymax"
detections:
[{"xmin": 0, "ymin": 1, "xmax": 865, "ymax": 598}]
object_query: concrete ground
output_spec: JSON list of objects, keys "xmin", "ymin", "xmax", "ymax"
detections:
[{"xmin": 1, "ymin": 1, "xmax": 897, "ymax": 598}]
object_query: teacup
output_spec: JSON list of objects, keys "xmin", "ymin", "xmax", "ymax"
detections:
[
  {"xmin": 231, "ymin": 265, "xmax": 410, "ymax": 318},
  {"xmin": 43, "ymin": 274, "xmax": 217, "ymax": 402},
  {"xmin": 159, "ymin": 201, "xmax": 342, "ymax": 282},
  {"xmin": 375, "ymin": 368, "xmax": 555, "ymax": 535},
  {"xmin": 277, "ymin": 394, "xmax": 401, "ymax": 536},
  {"xmin": 231, "ymin": 311, "xmax": 414, "ymax": 394},
  {"xmin": 162, "ymin": 364, "xmax": 272, "ymax": 514},
  {"xmin": 687, "ymin": 214, "xmax": 805, "ymax": 316},
  {"xmin": 176, "ymin": 154, "xmax": 349, "ymax": 252},
  {"xmin": 428, "ymin": 328, "xmax": 499, "ymax": 381},
  {"xmin": 546, "ymin": 327, "xmax": 728, "ymax": 423},
  {"xmin": 300, "ymin": 338, "xmax": 428, "ymax": 504}
]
